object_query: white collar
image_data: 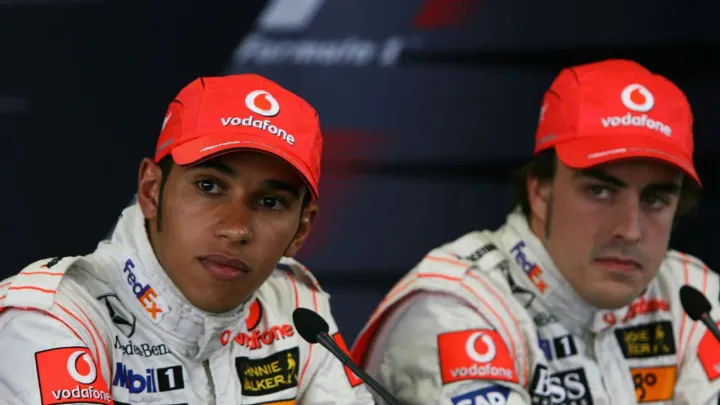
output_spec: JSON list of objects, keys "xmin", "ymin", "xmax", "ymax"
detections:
[{"xmin": 97, "ymin": 202, "xmax": 250, "ymax": 360}]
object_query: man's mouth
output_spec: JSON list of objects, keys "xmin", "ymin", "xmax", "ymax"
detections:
[
  {"xmin": 593, "ymin": 256, "xmax": 643, "ymax": 272},
  {"xmin": 199, "ymin": 254, "xmax": 251, "ymax": 280}
]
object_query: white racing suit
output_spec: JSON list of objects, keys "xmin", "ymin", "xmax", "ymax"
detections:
[
  {"xmin": 352, "ymin": 210, "xmax": 720, "ymax": 405},
  {"xmin": 0, "ymin": 203, "xmax": 374, "ymax": 405}
]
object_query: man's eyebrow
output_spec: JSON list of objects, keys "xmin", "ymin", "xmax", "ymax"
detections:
[
  {"xmin": 261, "ymin": 179, "xmax": 302, "ymax": 199},
  {"xmin": 188, "ymin": 161, "xmax": 236, "ymax": 176},
  {"xmin": 187, "ymin": 163, "xmax": 304, "ymax": 198},
  {"xmin": 575, "ymin": 168, "xmax": 627, "ymax": 187},
  {"xmin": 576, "ymin": 168, "xmax": 682, "ymax": 194},
  {"xmin": 644, "ymin": 182, "xmax": 682, "ymax": 194}
]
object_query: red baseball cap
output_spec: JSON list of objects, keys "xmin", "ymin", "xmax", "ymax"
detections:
[
  {"xmin": 535, "ymin": 59, "xmax": 700, "ymax": 186},
  {"xmin": 155, "ymin": 73, "xmax": 323, "ymax": 199}
]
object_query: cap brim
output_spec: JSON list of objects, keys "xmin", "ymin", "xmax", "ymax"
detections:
[
  {"xmin": 555, "ymin": 134, "xmax": 701, "ymax": 187},
  {"xmin": 170, "ymin": 132, "xmax": 319, "ymax": 199}
]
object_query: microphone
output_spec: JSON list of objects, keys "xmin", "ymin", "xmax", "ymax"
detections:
[
  {"xmin": 292, "ymin": 308, "xmax": 403, "ymax": 405},
  {"xmin": 679, "ymin": 285, "xmax": 720, "ymax": 343}
]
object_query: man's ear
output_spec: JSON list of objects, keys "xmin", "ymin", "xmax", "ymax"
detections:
[
  {"xmin": 284, "ymin": 202, "xmax": 319, "ymax": 257},
  {"xmin": 137, "ymin": 158, "xmax": 163, "ymax": 221},
  {"xmin": 527, "ymin": 176, "xmax": 552, "ymax": 223}
]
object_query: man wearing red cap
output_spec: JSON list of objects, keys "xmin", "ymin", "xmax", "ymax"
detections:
[
  {"xmin": 0, "ymin": 74, "xmax": 374, "ymax": 404},
  {"xmin": 351, "ymin": 59, "xmax": 720, "ymax": 404}
]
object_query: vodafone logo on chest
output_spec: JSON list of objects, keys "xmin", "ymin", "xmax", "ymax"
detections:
[
  {"xmin": 220, "ymin": 89, "xmax": 296, "ymax": 146},
  {"xmin": 220, "ymin": 299, "xmax": 296, "ymax": 350},
  {"xmin": 600, "ymin": 83, "xmax": 672, "ymax": 137}
]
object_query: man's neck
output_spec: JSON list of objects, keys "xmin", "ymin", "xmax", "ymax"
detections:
[{"xmin": 528, "ymin": 214, "xmax": 547, "ymax": 245}]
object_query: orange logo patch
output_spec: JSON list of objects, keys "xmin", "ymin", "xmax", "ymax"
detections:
[
  {"xmin": 631, "ymin": 366, "xmax": 676, "ymax": 403},
  {"xmin": 35, "ymin": 347, "xmax": 112, "ymax": 405},
  {"xmin": 437, "ymin": 329, "xmax": 517, "ymax": 384}
]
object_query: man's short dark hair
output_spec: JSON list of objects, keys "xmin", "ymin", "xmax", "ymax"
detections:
[
  {"xmin": 513, "ymin": 149, "xmax": 700, "ymax": 220},
  {"xmin": 154, "ymin": 157, "xmax": 174, "ymax": 231}
]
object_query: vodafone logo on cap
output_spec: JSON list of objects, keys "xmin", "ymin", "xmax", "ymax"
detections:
[
  {"xmin": 245, "ymin": 90, "xmax": 280, "ymax": 117},
  {"xmin": 601, "ymin": 83, "xmax": 671, "ymax": 137},
  {"xmin": 621, "ymin": 84, "xmax": 654, "ymax": 113},
  {"xmin": 219, "ymin": 88, "xmax": 295, "ymax": 146}
]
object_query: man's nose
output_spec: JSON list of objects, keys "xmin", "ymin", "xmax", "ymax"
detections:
[
  {"xmin": 216, "ymin": 205, "xmax": 254, "ymax": 245},
  {"xmin": 613, "ymin": 197, "xmax": 642, "ymax": 243}
]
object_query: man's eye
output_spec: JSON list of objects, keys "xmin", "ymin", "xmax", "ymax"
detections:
[
  {"xmin": 643, "ymin": 194, "xmax": 669, "ymax": 209},
  {"xmin": 588, "ymin": 185, "xmax": 612, "ymax": 199},
  {"xmin": 197, "ymin": 180, "xmax": 222, "ymax": 195},
  {"xmin": 259, "ymin": 196, "xmax": 285, "ymax": 210}
]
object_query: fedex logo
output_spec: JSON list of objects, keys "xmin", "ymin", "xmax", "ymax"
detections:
[
  {"xmin": 123, "ymin": 259, "xmax": 168, "ymax": 322},
  {"xmin": 510, "ymin": 241, "xmax": 548, "ymax": 293}
]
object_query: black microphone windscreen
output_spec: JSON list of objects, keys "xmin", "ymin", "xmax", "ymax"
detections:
[
  {"xmin": 292, "ymin": 307, "xmax": 330, "ymax": 344},
  {"xmin": 680, "ymin": 285, "xmax": 712, "ymax": 321}
]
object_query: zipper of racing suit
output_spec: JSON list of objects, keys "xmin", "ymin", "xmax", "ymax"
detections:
[
  {"xmin": 203, "ymin": 360, "xmax": 216, "ymax": 404},
  {"xmin": 586, "ymin": 329, "xmax": 616, "ymax": 403},
  {"xmin": 585, "ymin": 329, "xmax": 595, "ymax": 358}
]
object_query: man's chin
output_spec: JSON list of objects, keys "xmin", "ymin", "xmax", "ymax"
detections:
[
  {"xmin": 179, "ymin": 279, "xmax": 250, "ymax": 314},
  {"xmin": 581, "ymin": 285, "xmax": 641, "ymax": 310},
  {"xmin": 591, "ymin": 297, "xmax": 636, "ymax": 311},
  {"xmin": 188, "ymin": 292, "xmax": 248, "ymax": 314}
]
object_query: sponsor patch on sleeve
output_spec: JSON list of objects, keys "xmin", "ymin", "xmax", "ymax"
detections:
[
  {"xmin": 614, "ymin": 321, "xmax": 676, "ymax": 359},
  {"xmin": 631, "ymin": 366, "xmax": 676, "ymax": 403},
  {"xmin": 697, "ymin": 321, "xmax": 720, "ymax": 381},
  {"xmin": 331, "ymin": 332, "xmax": 364, "ymax": 388},
  {"xmin": 35, "ymin": 346, "xmax": 113, "ymax": 405},
  {"xmin": 437, "ymin": 329, "xmax": 517, "ymax": 385},
  {"xmin": 451, "ymin": 385, "xmax": 510, "ymax": 405},
  {"xmin": 235, "ymin": 347, "xmax": 300, "ymax": 396}
]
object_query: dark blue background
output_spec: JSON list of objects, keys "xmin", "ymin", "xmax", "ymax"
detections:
[{"xmin": 2, "ymin": 0, "xmax": 720, "ymax": 341}]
